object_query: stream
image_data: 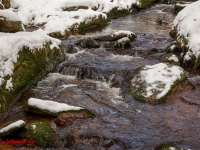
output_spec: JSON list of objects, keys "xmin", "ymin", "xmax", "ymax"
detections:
[{"xmin": 1, "ymin": 3, "xmax": 200, "ymax": 150}]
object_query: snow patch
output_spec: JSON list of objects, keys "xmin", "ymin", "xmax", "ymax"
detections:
[
  {"xmin": 28, "ymin": 98, "xmax": 83, "ymax": 113},
  {"xmin": 132, "ymin": 63, "xmax": 185, "ymax": 99},
  {"xmin": 0, "ymin": 120, "xmax": 25, "ymax": 133},
  {"xmin": 0, "ymin": 9, "xmax": 21, "ymax": 21},
  {"xmin": 168, "ymin": 54, "xmax": 179, "ymax": 62}
]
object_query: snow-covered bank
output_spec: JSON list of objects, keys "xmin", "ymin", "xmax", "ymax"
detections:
[
  {"xmin": 8, "ymin": 0, "xmax": 151, "ymax": 38},
  {"xmin": 172, "ymin": 1, "xmax": 200, "ymax": 69}
]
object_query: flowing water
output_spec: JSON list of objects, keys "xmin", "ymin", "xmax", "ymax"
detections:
[{"xmin": 1, "ymin": 3, "xmax": 200, "ymax": 150}]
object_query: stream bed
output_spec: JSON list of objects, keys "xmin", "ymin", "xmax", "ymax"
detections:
[{"xmin": 1, "ymin": 3, "xmax": 200, "ymax": 150}]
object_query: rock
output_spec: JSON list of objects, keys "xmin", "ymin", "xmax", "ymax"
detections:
[
  {"xmin": 160, "ymin": 53, "xmax": 180, "ymax": 66},
  {"xmin": 77, "ymin": 15, "xmax": 110, "ymax": 31},
  {"xmin": 20, "ymin": 122, "xmax": 59, "ymax": 147},
  {"xmin": 0, "ymin": 9, "xmax": 24, "ymax": 32},
  {"xmin": 110, "ymin": 37, "xmax": 131, "ymax": 49},
  {"xmin": 54, "ymin": 110, "xmax": 91, "ymax": 126},
  {"xmin": 96, "ymin": 30, "xmax": 136, "ymax": 41},
  {"xmin": 48, "ymin": 30, "xmax": 70, "ymax": 39},
  {"xmin": 0, "ymin": 31, "xmax": 65, "ymax": 117},
  {"xmin": 0, "ymin": 120, "xmax": 25, "ymax": 138},
  {"xmin": 107, "ymin": 7, "xmax": 138, "ymax": 19},
  {"xmin": 75, "ymin": 38, "xmax": 100, "ymax": 49},
  {"xmin": 130, "ymin": 63, "xmax": 187, "ymax": 104},
  {"xmin": 24, "ymin": 98, "xmax": 95, "ymax": 117},
  {"xmin": 171, "ymin": 4, "xmax": 185, "ymax": 15},
  {"xmin": 155, "ymin": 143, "xmax": 185, "ymax": 150}
]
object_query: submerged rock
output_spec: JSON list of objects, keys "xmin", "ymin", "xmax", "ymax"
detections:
[
  {"xmin": 131, "ymin": 63, "xmax": 187, "ymax": 104},
  {"xmin": 20, "ymin": 122, "xmax": 59, "ymax": 147},
  {"xmin": 0, "ymin": 9, "xmax": 24, "ymax": 32},
  {"xmin": 54, "ymin": 110, "xmax": 91, "ymax": 126},
  {"xmin": 0, "ymin": 120, "xmax": 25, "ymax": 138}
]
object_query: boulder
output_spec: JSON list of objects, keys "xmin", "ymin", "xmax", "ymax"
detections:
[
  {"xmin": 160, "ymin": 53, "xmax": 180, "ymax": 66},
  {"xmin": 130, "ymin": 63, "xmax": 187, "ymax": 104}
]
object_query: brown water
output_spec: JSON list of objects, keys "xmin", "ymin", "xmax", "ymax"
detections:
[{"xmin": 1, "ymin": 4, "xmax": 200, "ymax": 150}]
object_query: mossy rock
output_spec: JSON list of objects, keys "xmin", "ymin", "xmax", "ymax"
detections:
[
  {"xmin": 77, "ymin": 15, "xmax": 110, "ymax": 31},
  {"xmin": 139, "ymin": 0, "xmax": 152, "ymax": 8},
  {"xmin": 62, "ymin": 6, "xmax": 89, "ymax": 11},
  {"xmin": 24, "ymin": 99, "xmax": 95, "ymax": 118},
  {"xmin": 171, "ymin": 4, "xmax": 185, "ymax": 15},
  {"xmin": 48, "ymin": 30, "xmax": 70, "ymax": 39},
  {"xmin": 75, "ymin": 38, "xmax": 100, "ymax": 48},
  {"xmin": 160, "ymin": 53, "xmax": 180, "ymax": 66},
  {"xmin": 155, "ymin": 143, "xmax": 185, "ymax": 150},
  {"xmin": 107, "ymin": 7, "xmax": 138, "ymax": 19},
  {"xmin": 0, "ymin": 10, "xmax": 24, "ymax": 32},
  {"xmin": 0, "ymin": 120, "xmax": 25, "ymax": 138},
  {"xmin": 110, "ymin": 37, "xmax": 131, "ymax": 49},
  {"xmin": 130, "ymin": 63, "xmax": 187, "ymax": 104},
  {"xmin": 20, "ymin": 122, "xmax": 59, "ymax": 147},
  {"xmin": 0, "ymin": 43, "xmax": 65, "ymax": 117}
]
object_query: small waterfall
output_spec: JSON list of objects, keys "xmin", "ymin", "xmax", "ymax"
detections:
[{"xmin": 60, "ymin": 65, "xmax": 106, "ymax": 82}]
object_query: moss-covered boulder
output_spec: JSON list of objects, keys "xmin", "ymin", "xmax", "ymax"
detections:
[
  {"xmin": 25, "ymin": 98, "xmax": 94, "ymax": 117},
  {"xmin": 75, "ymin": 38, "xmax": 100, "ymax": 48},
  {"xmin": 160, "ymin": 53, "xmax": 180, "ymax": 66},
  {"xmin": 0, "ymin": 120, "xmax": 25, "ymax": 138},
  {"xmin": 110, "ymin": 37, "xmax": 131, "ymax": 49},
  {"xmin": 20, "ymin": 122, "xmax": 59, "ymax": 147},
  {"xmin": 139, "ymin": 0, "xmax": 152, "ymax": 8},
  {"xmin": 155, "ymin": 143, "xmax": 185, "ymax": 150},
  {"xmin": 0, "ymin": 30, "xmax": 65, "ymax": 117},
  {"xmin": 0, "ymin": 9, "xmax": 24, "ymax": 32},
  {"xmin": 130, "ymin": 63, "xmax": 187, "ymax": 104}
]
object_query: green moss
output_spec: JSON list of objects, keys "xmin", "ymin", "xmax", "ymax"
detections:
[
  {"xmin": 48, "ymin": 30, "xmax": 70, "ymax": 39},
  {"xmin": 0, "ymin": 43, "xmax": 65, "ymax": 116},
  {"xmin": 0, "ymin": 19, "xmax": 23, "ymax": 33},
  {"xmin": 21, "ymin": 122, "xmax": 59, "ymax": 147},
  {"xmin": 139, "ymin": 0, "xmax": 152, "ymax": 8},
  {"xmin": 160, "ymin": 53, "xmax": 180, "ymax": 66},
  {"xmin": 155, "ymin": 143, "xmax": 185, "ymax": 150},
  {"xmin": 107, "ymin": 7, "xmax": 138, "ymax": 19},
  {"xmin": 77, "ymin": 15, "xmax": 110, "ymax": 31}
]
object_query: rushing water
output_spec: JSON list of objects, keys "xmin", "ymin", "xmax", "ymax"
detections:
[{"xmin": 1, "ymin": 3, "xmax": 200, "ymax": 150}]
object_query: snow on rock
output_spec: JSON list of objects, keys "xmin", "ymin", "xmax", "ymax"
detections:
[
  {"xmin": 172, "ymin": 1, "xmax": 200, "ymax": 68},
  {"xmin": 131, "ymin": 63, "xmax": 187, "ymax": 104},
  {"xmin": 0, "ymin": 9, "xmax": 21, "ymax": 21},
  {"xmin": 168, "ymin": 54, "xmax": 179, "ymax": 62},
  {"xmin": 27, "ymin": 98, "xmax": 84, "ymax": 114},
  {"xmin": 0, "ymin": 120, "xmax": 25, "ymax": 137},
  {"xmin": 0, "ymin": 29, "xmax": 61, "ymax": 88}
]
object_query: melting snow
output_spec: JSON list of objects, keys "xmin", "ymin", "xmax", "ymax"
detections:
[
  {"xmin": 0, "ymin": 120, "xmax": 25, "ymax": 133},
  {"xmin": 28, "ymin": 98, "xmax": 83, "ymax": 113},
  {"xmin": 132, "ymin": 63, "xmax": 185, "ymax": 99}
]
